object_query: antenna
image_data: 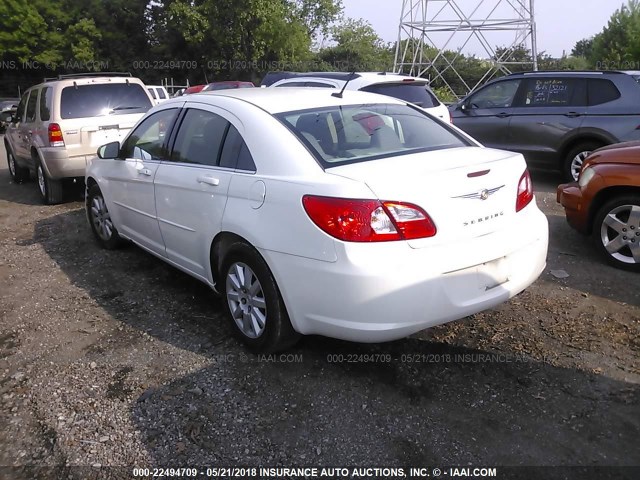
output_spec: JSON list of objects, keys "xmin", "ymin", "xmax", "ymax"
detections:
[{"xmin": 332, "ymin": 72, "xmax": 357, "ymax": 98}]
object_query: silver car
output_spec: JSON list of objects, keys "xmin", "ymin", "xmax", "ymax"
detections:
[{"xmin": 4, "ymin": 73, "xmax": 153, "ymax": 204}]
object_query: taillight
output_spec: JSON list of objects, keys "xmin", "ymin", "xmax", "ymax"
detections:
[
  {"xmin": 48, "ymin": 123, "xmax": 65, "ymax": 147},
  {"xmin": 302, "ymin": 195, "xmax": 437, "ymax": 242},
  {"xmin": 516, "ymin": 169, "xmax": 533, "ymax": 212}
]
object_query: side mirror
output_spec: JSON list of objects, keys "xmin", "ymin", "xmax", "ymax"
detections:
[{"xmin": 97, "ymin": 141, "xmax": 120, "ymax": 159}]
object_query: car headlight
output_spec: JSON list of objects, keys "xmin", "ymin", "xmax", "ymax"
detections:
[{"xmin": 578, "ymin": 166, "xmax": 596, "ymax": 188}]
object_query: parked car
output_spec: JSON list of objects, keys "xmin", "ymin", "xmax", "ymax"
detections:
[
  {"xmin": 85, "ymin": 88, "xmax": 548, "ymax": 352},
  {"xmin": 4, "ymin": 73, "xmax": 153, "ymax": 204},
  {"xmin": 0, "ymin": 98, "xmax": 19, "ymax": 133},
  {"xmin": 146, "ymin": 85, "xmax": 170, "ymax": 105},
  {"xmin": 557, "ymin": 141, "xmax": 640, "ymax": 271},
  {"xmin": 451, "ymin": 70, "xmax": 640, "ymax": 182},
  {"xmin": 183, "ymin": 84, "xmax": 206, "ymax": 95},
  {"xmin": 264, "ymin": 71, "xmax": 451, "ymax": 123},
  {"xmin": 202, "ymin": 81, "xmax": 255, "ymax": 91}
]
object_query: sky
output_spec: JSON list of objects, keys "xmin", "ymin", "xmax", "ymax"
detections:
[{"xmin": 342, "ymin": 0, "xmax": 624, "ymax": 58}]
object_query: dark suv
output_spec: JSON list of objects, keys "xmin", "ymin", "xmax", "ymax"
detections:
[{"xmin": 450, "ymin": 71, "xmax": 640, "ymax": 181}]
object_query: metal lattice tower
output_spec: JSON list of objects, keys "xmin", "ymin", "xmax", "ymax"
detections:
[{"xmin": 394, "ymin": 0, "xmax": 538, "ymax": 98}]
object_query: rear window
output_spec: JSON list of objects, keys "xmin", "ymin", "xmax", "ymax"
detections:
[
  {"xmin": 60, "ymin": 83, "xmax": 152, "ymax": 119},
  {"xmin": 277, "ymin": 103, "xmax": 469, "ymax": 167},
  {"xmin": 360, "ymin": 83, "xmax": 441, "ymax": 108}
]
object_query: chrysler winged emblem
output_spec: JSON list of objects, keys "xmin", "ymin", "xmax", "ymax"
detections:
[{"xmin": 454, "ymin": 185, "xmax": 505, "ymax": 201}]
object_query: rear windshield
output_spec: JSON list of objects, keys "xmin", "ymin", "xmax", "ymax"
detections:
[
  {"xmin": 60, "ymin": 83, "xmax": 152, "ymax": 119},
  {"xmin": 277, "ymin": 103, "xmax": 469, "ymax": 167},
  {"xmin": 360, "ymin": 83, "xmax": 441, "ymax": 108}
]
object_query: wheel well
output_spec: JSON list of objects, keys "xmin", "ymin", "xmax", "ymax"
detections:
[
  {"xmin": 560, "ymin": 137, "xmax": 608, "ymax": 165},
  {"xmin": 209, "ymin": 232, "xmax": 254, "ymax": 288},
  {"xmin": 30, "ymin": 147, "xmax": 39, "ymax": 161},
  {"xmin": 587, "ymin": 186, "xmax": 640, "ymax": 234},
  {"xmin": 86, "ymin": 177, "xmax": 98, "ymax": 188}
]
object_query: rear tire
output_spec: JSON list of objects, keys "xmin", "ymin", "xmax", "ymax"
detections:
[
  {"xmin": 592, "ymin": 194, "xmax": 640, "ymax": 272},
  {"xmin": 221, "ymin": 242, "xmax": 300, "ymax": 353},
  {"xmin": 6, "ymin": 147, "xmax": 29, "ymax": 183},
  {"xmin": 86, "ymin": 184, "xmax": 123, "ymax": 249},
  {"xmin": 36, "ymin": 158, "xmax": 63, "ymax": 204},
  {"xmin": 563, "ymin": 142, "xmax": 603, "ymax": 182}
]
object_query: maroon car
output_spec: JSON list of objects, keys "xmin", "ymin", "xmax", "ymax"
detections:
[
  {"xmin": 202, "ymin": 81, "xmax": 255, "ymax": 91},
  {"xmin": 557, "ymin": 142, "xmax": 640, "ymax": 271}
]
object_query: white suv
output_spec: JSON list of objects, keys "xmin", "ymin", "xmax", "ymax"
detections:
[
  {"xmin": 4, "ymin": 73, "xmax": 153, "ymax": 204},
  {"xmin": 146, "ymin": 85, "xmax": 170, "ymax": 105},
  {"xmin": 265, "ymin": 72, "xmax": 451, "ymax": 122}
]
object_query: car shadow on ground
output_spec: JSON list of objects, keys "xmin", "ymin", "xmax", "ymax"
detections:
[
  {"xmin": 29, "ymin": 209, "xmax": 640, "ymax": 467},
  {"xmin": 0, "ymin": 175, "xmax": 85, "ymax": 206},
  {"xmin": 129, "ymin": 337, "xmax": 640, "ymax": 468}
]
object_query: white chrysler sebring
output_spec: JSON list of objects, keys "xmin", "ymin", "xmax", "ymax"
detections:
[{"xmin": 85, "ymin": 88, "xmax": 548, "ymax": 352}]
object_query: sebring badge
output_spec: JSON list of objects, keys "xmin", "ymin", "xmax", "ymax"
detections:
[{"xmin": 454, "ymin": 185, "xmax": 505, "ymax": 201}]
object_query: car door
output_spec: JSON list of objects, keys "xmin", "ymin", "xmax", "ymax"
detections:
[
  {"xmin": 105, "ymin": 107, "xmax": 180, "ymax": 256},
  {"xmin": 153, "ymin": 105, "xmax": 239, "ymax": 280},
  {"xmin": 507, "ymin": 77, "xmax": 587, "ymax": 166},
  {"xmin": 451, "ymin": 78, "xmax": 522, "ymax": 148}
]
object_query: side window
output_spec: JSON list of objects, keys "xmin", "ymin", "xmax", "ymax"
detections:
[
  {"xmin": 588, "ymin": 79, "xmax": 621, "ymax": 106},
  {"xmin": 171, "ymin": 109, "xmax": 229, "ymax": 166},
  {"xmin": 157, "ymin": 89, "xmax": 167, "ymax": 99},
  {"xmin": 39, "ymin": 87, "xmax": 52, "ymax": 121},
  {"xmin": 219, "ymin": 125, "xmax": 257, "ymax": 171},
  {"xmin": 468, "ymin": 80, "xmax": 521, "ymax": 109},
  {"xmin": 148, "ymin": 88, "xmax": 157, "ymax": 100},
  {"xmin": 121, "ymin": 108, "xmax": 178, "ymax": 160},
  {"xmin": 520, "ymin": 78, "xmax": 583, "ymax": 107},
  {"xmin": 25, "ymin": 89, "xmax": 39, "ymax": 123},
  {"xmin": 15, "ymin": 93, "xmax": 28, "ymax": 122}
]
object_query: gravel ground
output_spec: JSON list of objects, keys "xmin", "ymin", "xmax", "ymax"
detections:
[{"xmin": 0, "ymin": 141, "xmax": 638, "ymax": 479}]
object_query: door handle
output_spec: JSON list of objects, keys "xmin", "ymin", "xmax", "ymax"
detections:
[
  {"xmin": 197, "ymin": 175, "xmax": 220, "ymax": 186},
  {"xmin": 565, "ymin": 112, "xmax": 582, "ymax": 118},
  {"xmin": 496, "ymin": 112, "xmax": 511, "ymax": 118},
  {"xmin": 138, "ymin": 168, "xmax": 152, "ymax": 176}
]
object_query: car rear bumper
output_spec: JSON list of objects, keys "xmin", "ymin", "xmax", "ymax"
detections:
[
  {"xmin": 557, "ymin": 182, "xmax": 589, "ymax": 234},
  {"xmin": 262, "ymin": 204, "xmax": 549, "ymax": 343},
  {"xmin": 40, "ymin": 148, "xmax": 89, "ymax": 179}
]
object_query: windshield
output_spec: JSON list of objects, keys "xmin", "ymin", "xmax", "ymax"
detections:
[
  {"xmin": 360, "ymin": 83, "xmax": 441, "ymax": 108},
  {"xmin": 277, "ymin": 103, "xmax": 469, "ymax": 167},
  {"xmin": 60, "ymin": 83, "xmax": 152, "ymax": 119}
]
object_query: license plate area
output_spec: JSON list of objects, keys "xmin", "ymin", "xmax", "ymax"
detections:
[{"xmin": 478, "ymin": 256, "xmax": 509, "ymax": 290}]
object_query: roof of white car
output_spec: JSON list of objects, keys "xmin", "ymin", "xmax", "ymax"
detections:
[{"xmin": 173, "ymin": 87, "xmax": 405, "ymax": 114}]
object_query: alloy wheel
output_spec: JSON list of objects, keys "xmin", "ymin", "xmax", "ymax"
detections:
[
  {"xmin": 90, "ymin": 195, "xmax": 114, "ymax": 241},
  {"xmin": 570, "ymin": 151, "xmax": 591, "ymax": 181},
  {"xmin": 600, "ymin": 204, "xmax": 640, "ymax": 265},
  {"xmin": 37, "ymin": 165, "xmax": 46, "ymax": 197},
  {"xmin": 225, "ymin": 262, "xmax": 267, "ymax": 339},
  {"xmin": 8, "ymin": 152, "xmax": 16, "ymax": 178}
]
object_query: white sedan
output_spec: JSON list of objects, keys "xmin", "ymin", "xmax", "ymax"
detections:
[{"xmin": 85, "ymin": 88, "xmax": 548, "ymax": 352}]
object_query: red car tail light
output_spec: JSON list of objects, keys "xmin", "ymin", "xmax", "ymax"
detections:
[
  {"xmin": 516, "ymin": 169, "xmax": 534, "ymax": 212},
  {"xmin": 48, "ymin": 123, "xmax": 65, "ymax": 147},
  {"xmin": 302, "ymin": 195, "xmax": 437, "ymax": 242}
]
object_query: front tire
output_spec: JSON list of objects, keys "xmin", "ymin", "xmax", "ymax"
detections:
[
  {"xmin": 221, "ymin": 242, "xmax": 300, "ymax": 352},
  {"xmin": 564, "ymin": 142, "xmax": 603, "ymax": 182},
  {"xmin": 592, "ymin": 195, "xmax": 640, "ymax": 272},
  {"xmin": 6, "ymin": 147, "xmax": 29, "ymax": 183},
  {"xmin": 86, "ymin": 184, "xmax": 123, "ymax": 249},
  {"xmin": 36, "ymin": 159, "xmax": 63, "ymax": 204}
]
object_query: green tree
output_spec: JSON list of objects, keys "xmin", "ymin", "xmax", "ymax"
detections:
[
  {"xmin": 318, "ymin": 18, "xmax": 393, "ymax": 71},
  {"xmin": 572, "ymin": 38, "xmax": 594, "ymax": 58}
]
